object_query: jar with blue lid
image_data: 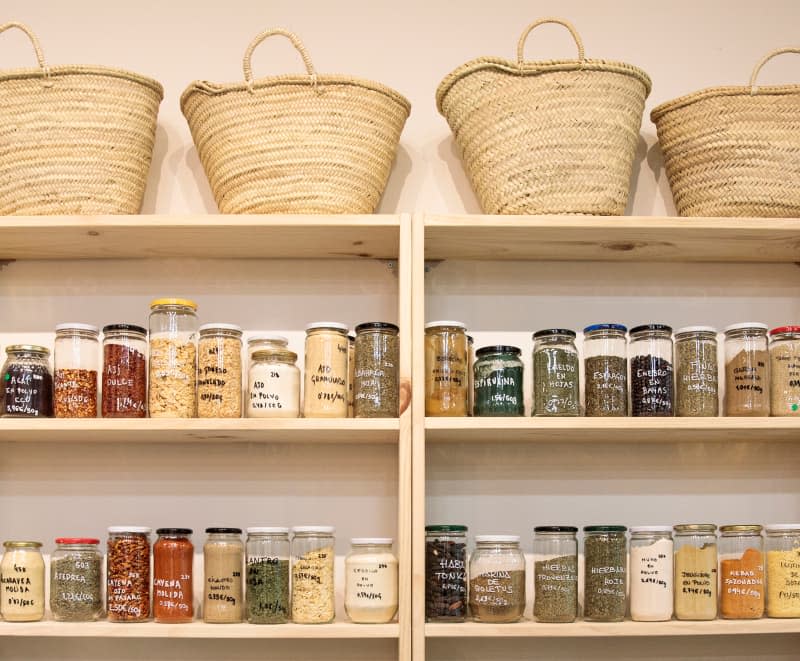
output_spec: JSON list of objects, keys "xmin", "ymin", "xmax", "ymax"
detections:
[{"xmin": 584, "ymin": 324, "xmax": 628, "ymax": 417}]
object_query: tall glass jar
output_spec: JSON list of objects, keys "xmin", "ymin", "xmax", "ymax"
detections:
[
  {"xmin": 424, "ymin": 321, "xmax": 468, "ymax": 416},
  {"xmin": 102, "ymin": 324, "xmax": 147, "ymax": 418},
  {"xmin": 203, "ymin": 528, "xmax": 244, "ymax": 623},
  {"xmin": 473, "ymin": 346, "xmax": 524, "ymax": 416},
  {"xmin": 304, "ymin": 322, "xmax": 349, "ymax": 418},
  {"xmin": 425, "ymin": 524, "xmax": 467, "ymax": 622},
  {"xmin": 532, "ymin": 329, "xmax": 580, "ymax": 417},
  {"xmin": 153, "ymin": 528, "xmax": 194, "ymax": 623},
  {"xmin": 148, "ymin": 298, "xmax": 198, "ymax": 418},
  {"xmin": 533, "ymin": 526, "xmax": 578, "ymax": 623},
  {"xmin": 583, "ymin": 324, "xmax": 628, "ymax": 417},
  {"xmin": 629, "ymin": 526, "xmax": 674, "ymax": 621},
  {"xmin": 467, "ymin": 335, "xmax": 475, "ymax": 416},
  {"xmin": 629, "ymin": 324, "xmax": 674, "ymax": 417},
  {"xmin": 107, "ymin": 526, "xmax": 151, "ymax": 622},
  {"xmin": 674, "ymin": 327, "xmax": 719, "ymax": 417},
  {"xmin": 345, "ymin": 538, "xmax": 398, "ymax": 623},
  {"xmin": 247, "ymin": 349, "xmax": 300, "ymax": 418},
  {"xmin": 1, "ymin": 541, "xmax": 44, "ymax": 621},
  {"xmin": 54, "ymin": 323, "xmax": 99, "ymax": 418},
  {"xmin": 291, "ymin": 526, "xmax": 336, "ymax": 624},
  {"xmin": 719, "ymin": 524, "xmax": 765, "ymax": 619},
  {"xmin": 724, "ymin": 323, "xmax": 770, "ymax": 416},
  {"xmin": 50, "ymin": 537, "xmax": 103, "ymax": 622},
  {"xmin": 246, "ymin": 527, "xmax": 290, "ymax": 624},
  {"xmin": 673, "ymin": 524, "xmax": 718, "ymax": 620},
  {"xmin": 347, "ymin": 332, "xmax": 355, "ymax": 417},
  {"xmin": 769, "ymin": 327, "xmax": 800, "ymax": 416},
  {"xmin": 197, "ymin": 323, "xmax": 243, "ymax": 419},
  {"xmin": 2, "ymin": 345, "xmax": 53, "ymax": 417},
  {"xmin": 583, "ymin": 526, "xmax": 627, "ymax": 622},
  {"xmin": 765, "ymin": 524, "xmax": 800, "ymax": 618},
  {"xmin": 353, "ymin": 322, "xmax": 400, "ymax": 418},
  {"xmin": 469, "ymin": 535, "xmax": 526, "ymax": 623}
]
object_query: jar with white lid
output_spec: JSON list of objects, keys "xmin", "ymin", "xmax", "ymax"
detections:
[
  {"xmin": 246, "ymin": 527, "xmax": 290, "ymax": 624},
  {"xmin": 107, "ymin": 526, "xmax": 151, "ymax": 622},
  {"xmin": 2, "ymin": 345, "xmax": 53, "ymax": 417},
  {"xmin": 724, "ymin": 323, "xmax": 770, "ymax": 416},
  {"xmin": 673, "ymin": 523, "xmax": 718, "ymax": 620},
  {"xmin": 247, "ymin": 349, "xmax": 300, "ymax": 418},
  {"xmin": 764, "ymin": 524, "xmax": 800, "ymax": 618},
  {"xmin": 1, "ymin": 541, "xmax": 44, "ymax": 621},
  {"xmin": 304, "ymin": 323, "xmax": 349, "ymax": 418},
  {"xmin": 768, "ymin": 327, "xmax": 800, "ymax": 416},
  {"xmin": 629, "ymin": 526, "xmax": 674, "ymax": 621},
  {"xmin": 674, "ymin": 326, "xmax": 719, "ymax": 417},
  {"xmin": 468, "ymin": 535, "xmax": 526, "ymax": 623},
  {"xmin": 197, "ymin": 323, "xmax": 243, "ymax": 418},
  {"xmin": 292, "ymin": 526, "xmax": 336, "ymax": 623},
  {"xmin": 54, "ymin": 322, "xmax": 99, "ymax": 418},
  {"xmin": 345, "ymin": 538, "xmax": 398, "ymax": 623},
  {"xmin": 424, "ymin": 321, "xmax": 468, "ymax": 416}
]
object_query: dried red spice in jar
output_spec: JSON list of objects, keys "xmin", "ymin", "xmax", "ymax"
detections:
[
  {"xmin": 153, "ymin": 528, "xmax": 194, "ymax": 623},
  {"xmin": 102, "ymin": 324, "xmax": 147, "ymax": 418},
  {"xmin": 107, "ymin": 527, "xmax": 151, "ymax": 622}
]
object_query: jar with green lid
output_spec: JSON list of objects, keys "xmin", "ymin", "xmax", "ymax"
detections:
[
  {"xmin": 246, "ymin": 527, "xmax": 290, "ymax": 624},
  {"xmin": 583, "ymin": 525, "xmax": 627, "ymax": 621},
  {"xmin": 768, "ymin": 327, "xmax": 800, "ymax": 416},
  {"xmin": 425, "ymin": 525, "xmax": 467, "ymax": 621},
  {"xmin": 764, "ymin": 524, "xmax": 800, "ymax": 618},
  {"xmin": 674, "ymin": 327, "xmax": 719, "ymax": 417},
  {"xmin": 583, "ymin": 324, "xmax": 628, "ymax": 417},
  {"xmin": 719, "ymin": 524, "xmax": 764, "ymax": 619},
  {"xmin": 533, "ymin": 526, "xmax": 578, "ymax": 622},
  {"xmin": 532, "ymin": 329, "xmax": 579, "ymax": 416},
  {"xmin": 50, "ymin": 537, "xmax": 103, "ymax": 621},
  {"xmin": 304, "ymin": 322, "xmax": 349, "ymax": 418},
  {"xmin": 673, "ymin": 524, "xmax": 718, "ymax": 620},
  {"xmin": 353, "ymin": 322, "xmax": 400, "ymax": 418},
  {"xmin": 473, "ymin": 345, "xmax": 524, "ymax": 416},
  {"xmin": 197, "ymin": 323, "xmax": 243, "ymax": 418},
  {"xmin": 2, "ymin": 345, "xmax": 53, "ymax": 417},
  {"xmin": 247, "ymin": 349, "xmax": 300, "ymax": 418},
  {"xmin": 425, "ymin": 322, "xmax": 468, "ymax": 416},
  {"xmin": 1, "ymin": 541, "xmax": 44, "ymax": 621},
  {"xmin": 724, "ymin": 323, "xmax": 769, "ymax": 416}
]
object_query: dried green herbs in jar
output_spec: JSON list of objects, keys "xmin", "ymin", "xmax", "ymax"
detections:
[
  {"xmin": 674, "ymin": 326, "xmax": 719, "ymax": 416},
  {"xmin": 50, "ymin": 538, "xmax": 103, "ymax": 622},
  {"xmin": 583, "ymin": 526, "xmax": 627, "ymax": 622},
  {"xmin": 353, "ymin": 322, "xmax": 400, "ymax": 418},
  {"xmin": 533, "ymin": 526, "xmax": 578, "ymax": 623},
  {"xmin": 532, "ymin": 329, "xmax": 579, "ymax": 416},
  {"xmin": 584, "ymin": 324, "xmax": 628, "ymax": 417}
]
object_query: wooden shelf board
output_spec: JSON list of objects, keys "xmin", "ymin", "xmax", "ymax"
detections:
[{"xmin": 424, "ymin": 215, "xmax": 800, "ymax": 262}]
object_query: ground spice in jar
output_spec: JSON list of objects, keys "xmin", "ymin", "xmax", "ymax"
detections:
[
  {"xmin": 292, "ymin": 546, "xmax": 335, "ymax": 623},
  {"xmin": 720, "ymin": 547, "xmax": 765, "ymax": 619},
  {"xmin": 585, "ymin": 356, "xmax": 628, "ymax": 417},
  {"xmin": 631, "ymin": 355, "xmax": 673, "ymax": 416},
  {"xmin": 425, "ymin": 533, "xmax": 467, "ymax": 620},
  {"xmin": 469, "ymin": 570, "xmax": 525, "ymax": 622},
  {"xmin": 102, "ymin": 325, "xmax": 147, "ymax": 418},
  {"xmin": 767, "ymin": 549, "xmax": 800, "ymax": 617},
  {"xmin": 107, "ymin": 528, "xmax": 151, "ymax": 622},
  {"xmin": 204, "ymin": 529, "xmax": 244, "ymax": 623},
  {"xmin": 769, "ymin": 328, "xmax": 800, "ymax": 416},
  {"xmin": 534, "ymin": 554, "xmax": 578, "ymax": 622},
  {"xmin": 674, "ymin": 543, "xmax": 718, "ymax": 620},
  {"xmin": 247, "ymin": 558, "xmax": 290, "ymax": 624},
  {"xmin": 153, "ymin": 529, "xmax": 194, "ymax": 623},
  {"xmin": 725, "ymin": 349, "xmax": 769, "ymax": 416},
  {"xmin": 583, "ymin": 527, "xmax": 627, "ymax": 621},
  {"xmin": 675, "ymin": 329, "xmax": 719, "ymax": 417},
  {"xmin": 532, "ymin": 345, "xmax": 579, "ymax": 416},
  {"xmin": 50, "ymin": 539, "xmax": 102, "ymax": 622},
  {"xmin": 198, "ymin": 325, "xmax": 243, "ymax": 419},
  {"xmin": 54, "ymin": 369, "xmax": 98, "ymax": 418}
]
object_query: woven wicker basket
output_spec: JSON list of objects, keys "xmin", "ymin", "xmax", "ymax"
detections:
[
  {"xmin": 181, "ymin": 29, "xmax": 411, "ymax": 214},
  {"xmin": 0, "ymin": 22, "xmax": 163, "ymax": 215},
  {"xmin": 436, "ymin": 18, "xmax": 651, "ymax": 216},
  {"xmin": 651, "ymin": 48, "xmax": 800, "ymax": 218}
]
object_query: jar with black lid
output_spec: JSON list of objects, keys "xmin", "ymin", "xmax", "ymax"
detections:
[
  {"xmin": 473, "ymin": 345, "xmax": 524, "ymax": 416},
  {"xmin": 102, "ymin": 324, "xmax": 147, "ymax": 418},
  {"xmin": 533, "ymin": 526, "xmax": 578, "ymax": 622},
  {"xmin": 2, "ymin": 345, "xmax": 53, "ymax": 417},
  {"xmin": 629, "ymin": 324, "xmax": 674, "ymax": 417},
  {"xmin": 532, "ymin": 329, "xmax": 580, "ymax": 416},
  {"xmin": 353, "ymin": 321, "xmax": 400, "ymax": 418}
]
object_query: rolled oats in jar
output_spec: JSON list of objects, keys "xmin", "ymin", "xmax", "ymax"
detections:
[{"xmin": 197, "ymin": 323, "xmax": 243, "ymax": 418}]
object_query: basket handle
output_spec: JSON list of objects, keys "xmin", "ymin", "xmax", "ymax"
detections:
[
  {"xmin": 517, "ymin": 17, "xmax": 585, "ymax": 66},
  {"xmin": 243, "ymin": 28, "xmax": 318, "ymax": 94},
  {"xmin": 0, "ymin": 22, "xmax": 52, "ymax": 86},
  {"xmin": 749, "ymin": 47, "xmax": 800, "ymax": 95}
]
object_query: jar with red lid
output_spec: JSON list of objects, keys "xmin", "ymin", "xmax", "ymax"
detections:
[
  {"xmin": 153, "ymin": 528, "xmax": 194, "ymax": 623},
  {"xmin": 50, "ymin": 538, "xmax": 103, "ymax": 621},
  {"xmin": 769, "ymin": 326, "xmax": 800, "ymax": 416}
]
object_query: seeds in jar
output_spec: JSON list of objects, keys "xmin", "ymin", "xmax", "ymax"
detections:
[
  {"xmin": 102, "ymin": 343, "xmax": 146, "ymax": 417},
  {"xmin": 534, "ymin": 554, "xmax": 578, "ymax": 622},
  {"xmin": 197, "ymin": 329, "xmax": 242, "ymax": 418},
  {"xmin": 292, "ymin": 546, "xmax": 335, "ymax": 623},
  {"xmin": 585, "ymin": 356, "xmax": 628, "ymax": 416},
  {"xmin": 425, "ymin": 539, "xmax": 466, "ymax": 620},
  {"xmin": 725, "ymin": 349, "xmax": 769, "ymax": 416},
  {"xmin": 149, "ymin": 338, "xmax": 197, "ymax": 417},
  {"xmin": 54, "ymin": 369, "xmax": 97, "ymax": 418},
  {"xmin": 631, "ymin": 355, "xmax": 673, "ymax": 416}
]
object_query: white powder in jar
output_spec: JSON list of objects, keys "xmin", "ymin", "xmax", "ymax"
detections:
[
  {"xmin": 344, "ymin": 542, "xmax": 398, "ymax": 623},
  {"xmin": 630, "ymin": 536, "xmax": 674, "ymax": 621}
]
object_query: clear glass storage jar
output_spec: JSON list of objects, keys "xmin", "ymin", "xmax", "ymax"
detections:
[
  {"xmin": 469, "ymin": 535, "xmax": 526, "ymax": 623},
  {"xmin": 148, "ymin": 298, "xmax": 198, "ymax": 418},
  {"xmin": 467, "ymin": 334, "xmax": 475, "ymax": 416},
  {"xmin": 674, "ymin": 326, "xmax": 719, "ymax": 417},
  {"xmin": 473, "ymin": 345, "xmax": 524, "ymax": 416},
  {"xmin": 583, "ymin": 525, "xmax": 627, "ymax": 622},
  {"xmin": 353, "ymin": 322, "xmax": 400, "ymax": 418},
  {"xmin": 532, "ymin": 329, "xmax": 580, "ymax": 417},
  {"xmin": 54, "ymin": 322, "xmax": 99, "ymax": 418},
  {"xmin": 291, "ymin": 526, "xmax": 336, "ymax": 624},
  {"xmin": 197, "ymin": 323, "xmax": 243, "ymax": 419},
  {"xmin": 153, "ymin": 528, "xmax": 193, "ymax": 623},
  {"xmin": 107, "ymin": 526, "xmax": 151, "ymax": 622},
  {"xmin": 768, "ymin": 327, "xmax": 800, "ymax": 416},
  {"xmin": 719, "ymin": 524, "xmax": 765, "ymax": 619},
  {"xmin": 247, "ymin": 333, "xmax": 289, "ymax": 365},
  {"xmin": 345, "ymin": 538, "xmax": 398, "ymax": 623},
  {"xmin": 304, "ymin": 322, "xmax": 349, "ymax": 418},
  {"xmin": 102, "ymin": 324, "xmax": 147, "ymax": 418},
  {"xmin": 533, "ymin": 526, "xmax": 578, "ymax": 623},
  {"xmin": 50, "ymin": 537, "xmax": 103, "ymax": 622},
  {"xmin": 673, "ymin": 524, "xmax": 718, "ymax": 620},
  {"xmin": 1, "ymin": 541, "xmax": 44, "ymax": 621},
  {"xmin": 583, "ymin": 324, "xmax": 628, "ymax": 417},
  {"xmin": 247, "ymin": 349, "xmax": 300, "ymax": 418},
  {"xmin": 348, "ymin": 332, "xmax": 355, "ymax": 417},
  {"xmin": 629, "ymin": 324, "xmax": 674, "ymax": 417},
  {"xmin": 2, "ymin": 345, "xmax": 53, "ymax": 417},
  {"xmin": 629, "ymin": 526, "xmax": 674, "ymax": 621},
  {"xmin": 724, "ymin": 323, "xmax": 769, "ymax": 416},
  {"xmin": 765, "ymin": 524, "xmax": 800, "ymax": 618},
  {"xmin": 424, "ymin": 321, "xmax": 468, "ymax": 416},
  {"xmin": 203, "ymin": 528, "xmax": 244, "ymax": 623},
  {"xmin": 246, "ymin": 527, "xmax": 290, "ymax": 624},
  {"xmin": 425, "ymin": 524, "xmax": 467, "ymax": 622}
]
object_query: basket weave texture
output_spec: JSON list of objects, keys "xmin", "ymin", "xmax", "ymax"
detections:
[
  {"xmin": 436, "ymin": 18, "xmax": 651, "ymax": 216},
  {"xmin": 651, "ymin": 48, "xmax": 800, "ymax": 218},
  {"xmin": 181, "ymin": 29, "xmax": 411, "ymax": 214},
  {"xmin": 0, "ymin": 22, "xmax": 163, "ymax": 215}
]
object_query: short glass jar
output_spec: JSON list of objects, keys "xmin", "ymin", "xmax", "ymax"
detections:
[
  {"xmin": 719, "ymin": 524, "xmax": 765, "ymax": 619},
  {"xmin": 2, "ymin": 345, "xmax": 53, "ymax": 417},
  {"xmin": 583, "ymin": 525, "xmax": 627, "ymax": 622},
  {"xmin": 629, "ymin": 324, "xmax": 674, "ymax": 417},
  {"xmin": 353, "ymin": 322, "xmax": 400, "ymax": 418},
  {"xmin": 724, "ymin": 323, "xmax": 770, "ymax": 416},
  {"xmin": 425, "ymin": 524, "xmax": 467, "ymax": 622},
  {"xmin": 54, "ymin": 322, "xmax": 99, "ymax": 418},
  {"xmin": 203, "ymin": 528, "xmax": 244, "ymax": 623},
  {"xmin": 245, "ymin": 527, "xmax": 290, "ymax": 624},
  {"xmin": 583, "ymin": 324, "xmax": 628, "ymax": 417},
  {"xmin": 764, "ymin": 524, "xmax": 800, "ymax": 618},
  {"xmin": 197, "ymin": 323, "xmax": 243, "ymax": 418},
  {"xmin": 468, "ymin": 535, "xmax": 526, "ymax": 623},
  {"xmin": 247, "ymin": 334, "xmax": 289, "ymax": 365},
  {"xmin": 473, "ymin": 345, "xmax": 524, "ymax": 416},
  {"xmin": 533, "ymin": 526, "xmax": 578, "ymax": 623},
  {"xmin": 345, "ymin": 538, "xmax": 398, "ymax": 623},
  {"xmin": 768, "ymin": 327, "xmax": 800, "ymax": 416},
  {"xmin": 153, "ymin": 528, "xmax": 194, "ymax": 623},
  {"xmin": 1, "ymin": 541, "xmax": 45, "ymax": 621},
  {"xmin": 424, "ymin": 321, "xmax": 468, "ymax": 416},
  {"xmin": 673, "ymin": 524, "xmax": 718, "ymax": 620},
  {"xmin": 102, "ymin": 324, "xmax": 147, "ymax": 418},
  {"xmin": 304, "ymin": 322, "xmax": 349, "ymax": 418},
  {"xmin": 532, "ymin": 329, "xmax": 580, "ymax": 416},
  {"xmin": 247, "ymin": 349, "xmax": 300, "ymax": 418},
  {"xmin": 629, "ymin": 526, "xmax": 674, "ymax": 621},
  {"xmin": 674, "ymin": 326, "xmax": 719, "ymax": 417},
  {"xmin": 291, "ymin": 526, "xmax": 336, "ymax": 624},
  {"xmin": 106, "ymin": 526, "xmax": 151, "ymax": 622},
  {"xmin": 50, "ymin": 537, "xmax": 103, "ymax": 622}
]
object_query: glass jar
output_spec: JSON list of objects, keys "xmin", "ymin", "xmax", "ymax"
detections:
[
  {"xmin": 303, "ymin": 322, "xmax": 349, "ymax": 418},
  {"xmin": 673, "ymin": 524, "xmax": 718, "ymax": 620},
  {"xmin": 629, "ymin": 324, "xmax": 674, "ymax": 417},
  {"xmin": 247, "ymin": 333, "xmax": 289, "ymax": 365},
  {"xmin": 197, "ymin": 323, "xmax": 243, "ymax": 419},
  {"xmin": 102, "ymin": 324, "xmax": 147, "ymax": 418},
  {"xmin": 629, "ymin": 526, "xmax": 674, "ymax": 621},
  {"xmin": 50, "ymin": 537, "xmax": 103, "ymax": 622},
  {"xmin": 291, "ymin": 526, "xmax": 336, "ymax": 624},
  {"xmin": 246, "ymin": 527, "xmax": 290, "ymax": 624},
  {"xmin": 719, "ymin": 524, "xmax": 765, "ymax": 619},
  {"xmin": 353, "ymin": 322, "xmax": 400, "ymax": 418},
  {"xmin": 769, "ymin": 327, "xmax": 800, "ymax": 416},
  {"xmin": 468, "ymin": 535, "xmax": 526, "ymax": 623},
  {"xmin": 765, "ymin": 524, "xmax": 800, "ymax": 618},
  {"xmin": 583, "ymin": 526, "xmax": 627, "ymax": 622},
  {"xmin": 2, "ymin": 345, "xmax": 53, "ymax": 417},
  {"xmin": 424, "ymin": 321, "xmax": 468, "ymax": 416},
  {"xmin": 153, "ymin": 528, "xmax": 194, "ymax": 623},
  {"xmin": 533, "ymin": 526, "xmax": 578, "ymax": 623},
  {"xmin": 54, "ymin": 323, "xmax": 99, "ymax": 418},
  {"xmin": 583, "ymin": 324, "xmax": 628, "ymax": 417},
  {"xmin": 203, "ymin": 528, "xmax": 244, "ymax": 623},
  {"xmin": 107, "ymin": 526, "xmax": 151, "ymax": 622},
  {"xmin": 467, "ymin": 334, "xmax": 475, "ymax": 416},
  {"xmin": 674, "ymin": 327, "xmax": 719, "ymax": 417},
  {"xmin": 148, "ymin": 298, "xmax": 198, "ymax": 418},
  {"xmin": 532, "ymin": 329, "xmax": 580, "ymax": 416},
  {"xmin": 345, "ymin": 538, "xmax": 398, "ymax": 624},
  {"xmin": 348, "ymin": 333, "xmax": 355, "ymax": 417},
  {"xmin": 472, "ymin": 345, "xmax": 524, "ymax": 416},
  {"xmin": 247, "ymin": 349, "xmax": 300, "ymax": 418},
  {"xmin": 1, "ymin": 541, "xmax": 44, "ymax": 621},
  {"xmin": 724, "ymin": 323, "xmax": 770, "ymax": 416},
  {"xmin": 425, "ymin": 524, "xmax": 467, "ymax": 622}
]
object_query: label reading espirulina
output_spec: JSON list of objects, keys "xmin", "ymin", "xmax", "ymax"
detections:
[{"xmin": 474, "ymin": 365, "xmax": 523, "ymax": 416}]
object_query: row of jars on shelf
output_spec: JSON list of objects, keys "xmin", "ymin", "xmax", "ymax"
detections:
[
  {"xmin": 425, "ymin": 523, "xmax": 800, "ymax": 624},
  {"xmin": 426, "ymin": 321, "xmax": 798, "ymax": 417},
  {"xmin": 0, "ymin": 527, "xmax": 398, "ymax": 625},
  {"xmin": 1, "ymin": 299, "xmax": 400, "ymax": 419}
]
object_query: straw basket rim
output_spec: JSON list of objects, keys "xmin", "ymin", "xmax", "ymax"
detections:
[
  {"xmin": 0, "ymin": 64, "xmax": 164, "ymax": 98},
  {"xmin": 650, "ymin": 83, "xmax": 800, "ymax": 121}
]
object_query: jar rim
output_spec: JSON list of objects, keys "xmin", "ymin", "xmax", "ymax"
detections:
[
  {"xmin": 107, "ymin": 526, "xmax": 151, "ymax": 534},
  {"xmin": 3, "ymin": 540, "xmax": 42, "ymax": 548},
  {"xmin": 150, "ymin": 298, "xmax": 197, "ymax": 310},
  {"xmin": 629, "ymin": 324, "xmax": 672, "ymax": 336},
  {"xmin": 102, "ymin": 323, "xmax": 147, "ymax": 336},
  {"xmin": 583, "ymin": 323, "xmax": 627, "ymax": 334},
  {"xmin": 475, "ymin": 534, "xmax": 520, "ymax": 544},
  {"xmin": 475, "ymin": 345, "xmax": 521, "ymax": 357},
  {"xmin": 765, "ymin": 524, "xmax": 800, "ymax": 532},
  {"xmin": 629, "ymin": 525, "xmax": 673, "ymax": 534},
  {"xmin": 723, "ymin": 322, "xmax": 768, "ymax": 334},
  {"xmin": 534, "ymin": 526, "xmax": 578, "ymax": 533},
  {"xmin": 55, "ymin": 537, "xmax": 100, "ymax": 545},
  {"xmin": 55, "ymin": 322, "xmax": 99, "ymax": 335},
  {"xmin": 674, "ymin": 524, "xmax": 717, "ymax": 533},
  {"xmin": 532, "ymin": 328, "xmax": 576, "ymax": 339},
  {"xmin": 355, "ymin": 321, "xmax": 399, "ymax": 333},
  {"xmin": 247, "ymin": 333, "xmax": 289, "ymax": 345},
  {"xmin": 199, "ymin": 323, "xmax": 243, "ymax": 335},
  {"xmin": 720, "ymin": 524, "xmax": 763, "ymax": 533},
  {"xmin": 674, "ymin": 325, "xmax": 717, "ymax": 336},
  {"xmin": 247, "ymin": 527, "xmax": 290, "ymax": 535},
  {"xmin": 351, "ymin": 537, "xmax": 393, "ymax": 545},
  {"xmin": 424, "ymin": 320, "xmax": 466, "ymax": 330},
  {"xmin": 205, "ymin": 527, "xmax": 242, "ymax": 534},
  {"xmin": 155, "ymin": 528, "xmax": 193, "ymax": 535},
  {"xmin": 583, "ymin": 525, "xmax": 627, "ymax": 533},
  {"xmin": 425, "ymin": 524, "xmax": 467, "ymax": 533},
  {"xmin": 292, "ymin": 525, "xmax": 335, "ymax": 534},
  {"xmin": 305, "ymin": 322, "xmax": 348, "ymax": 332},
  {"xmin": 252, "ymin": 349, "xmax": 297, "ymax": 362},
  {"xmin": 5, "ymin": 344, "xmax": 49, "ymax": 355}
]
